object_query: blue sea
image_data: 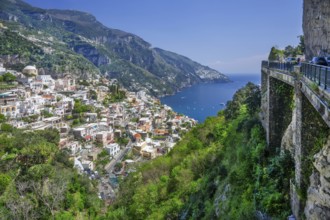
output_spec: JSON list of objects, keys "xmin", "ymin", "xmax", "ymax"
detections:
[{"xmin": 160, "ymin": 73, "xmax": 261, "ymax": 122}]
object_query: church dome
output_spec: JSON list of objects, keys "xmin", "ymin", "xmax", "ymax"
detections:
[{"xmin": 22, "ymin": 65, "xmax": 38, "ymax": 77}]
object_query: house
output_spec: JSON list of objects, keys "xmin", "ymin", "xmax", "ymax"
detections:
[
  {"xmin": 29, "ymin": 80, "xmax": 44, "ymax": 94},
  {"xmin": 9, "ymin": 120, "xmax": 27, "ymax": 129},
  {"xmin": 97, "ymin": 86, "xmax": 109, "ymax": 101},
  {"xmin": 55, "ymin": 75, "xmax": 76, "ymax": 91},
  {"xmin": 153, "ymin": 114, "xmax": 163, "ymax": 128},
  {"xmin": 66, "ymin": 141, "xmax": 82, "ymax": 155},
  {"xmin": 74, "ymin": 157, "xmax": 84, "ymax": 173},
  {"xmin": 0, "ymin": 92, "xmax": 16, "ymax": 105},
  {"xmin": 81, "ymin": 160, "xmax": 94, "ymax": 171},
  {"xmin": 132, "ymin": 141, "xmax": 147, "ymax": 155},
  {"xmin": 138, "ymin": 117, "xmax": 152, "ymax": 132},
  {"xmin": 71, "ymin": 90, "xmax": 88, "ymax": 100},
  {"xmin": 105, "ymin": 143, "xmax": 120, "ymax": 157},
  {"xmin": 95, "ymin": 130, "xmax": 114, "ymax": 146},
  {"xmin": 42, "ymin": 94, "xmax": 56, "ymax": 106},
  {"xmin": 114, "ymin": 129, "xmax": 122, "ymax": 138},
  {"xmin": 72, "ymin": 123, "xmax": 99, "ymax": 140},
  {"xmin": 87, "ymin": 151, "xmax": 98, "ymax": 161},
  {"xmin": 36, "ymin": 75, "xmax": 55, "ymax": 90},
  {"xmin": 0, "ymin": 104, "xmax": 17, "ymax": 118},
  {"xmin": 153, "ymin": 129, "xmax": 169, "ymax": 137},
  {"xmin": 55, "ymin": 96, "xmax": 74, "ymax": 113},
  {"xmin": 54, "ymin": 107, "xmax": 65, "ymax": 117},
  {"xmin": 43, "ymin": 116, "xmax": 64, "ymax": 130},
  {"xmin": 0, "ymin": 63, "xmax": 6, "ymax": 74},
  {"xmin": 141, "ymin": 146, "xmax": 156, "ymax": 159},
  {"xmin": 25, "ymin": 121, "xmax": 50, "ymax": 130},
  {"xmin": 85, "ymin": 113, "xmax": 98, "ymax": 123}
]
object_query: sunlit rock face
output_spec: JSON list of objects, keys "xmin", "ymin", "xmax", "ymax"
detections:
[
  {"xmin": 303, "ymin": 0, "xmax": 330, "ymax": 60},
  {"xmin": 304, "ymin": 138, "xmax": 330, "ymax": 220}
]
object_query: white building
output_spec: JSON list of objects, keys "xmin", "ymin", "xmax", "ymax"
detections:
[
  {"xmin": 81, "ymin": 160, "xmax": 94, "ymax": 171},
  {"xmin": 67, "ymin": 141, "xmax": 82, "ymax": 155},
  {"xmin": 36, "ymin": 75, "xmax": 55, "ymax": 90},
  {"xmin": 105, "ymin": 143, "xmax": 120, "ymax": 157},
  {"xmin": 0, "ymin": 63, "xmax": 6, "ymax": 74}
]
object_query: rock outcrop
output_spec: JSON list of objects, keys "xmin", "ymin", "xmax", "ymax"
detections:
[
  {"xmin": 303, "ymin": 0, "xmax": 330, "ymax": 60},
  {"xmin": 304, "ymin": 138, "xmax": 330, "ymax": 220}
]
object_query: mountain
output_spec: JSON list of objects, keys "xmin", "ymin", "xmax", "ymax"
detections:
[{"xmin": 0, "ymin": 0, "xmax": 229, "ymax": 96}]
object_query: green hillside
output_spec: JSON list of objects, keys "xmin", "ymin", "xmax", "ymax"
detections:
[
  {"xmin": 0, "ymin": 82, "xmax": 294, "ymax": 219},
  {"xmin": 105, "ymin": 83, "xmax": 294, "ymax": 219},
  {"xmin": 0, "ymin": 127, "xmax": 103, "ymax": 219}
]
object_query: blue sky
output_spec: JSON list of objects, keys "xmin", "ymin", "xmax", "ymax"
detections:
[{"xmin": 25, "ymin": 0, "xmax": 303, "ymax": 74}]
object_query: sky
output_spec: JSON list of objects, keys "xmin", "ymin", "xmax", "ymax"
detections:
[{"xmin": 25, "ymin": 0, "xmax": 303, "ymax": 74}]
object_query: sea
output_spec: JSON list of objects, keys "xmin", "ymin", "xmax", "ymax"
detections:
[{"xmin": 160, "ymin": 73, "xmax": 261, "ymax": 123}]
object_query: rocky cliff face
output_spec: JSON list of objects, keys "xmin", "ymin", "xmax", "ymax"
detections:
[
  {"xmin": 304, "ymin": 138, "xmax": 330, "ymax": 220},
  {"xmin": 303, "ymin": 0, "xmax": 330, "ymax": 60}
]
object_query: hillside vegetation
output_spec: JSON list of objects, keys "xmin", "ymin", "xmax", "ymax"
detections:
[
  {"xmin": 0, "ymin": 127, "xmax": 103, "ymax": 219},
  {"xmin": 106, "ymin": 83, "xmax": 294, "ymax": 219}
]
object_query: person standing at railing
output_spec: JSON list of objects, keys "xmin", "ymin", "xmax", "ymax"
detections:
[{"xmin": 297, "ymin": 57, "xmax": 301, "ymax": 66}]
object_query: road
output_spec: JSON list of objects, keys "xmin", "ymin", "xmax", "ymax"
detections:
[
  {"xmin": 104, "ymin": 141, "xmax": 132, "ymax": 172},
  {"xmin": 98, "ymin": 141, "xmax": 132, "ymax": 201}
]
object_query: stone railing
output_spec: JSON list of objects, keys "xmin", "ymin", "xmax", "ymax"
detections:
[{"xmin": 262, "ymin": 60, "xmax": 330, "ymax": 91}]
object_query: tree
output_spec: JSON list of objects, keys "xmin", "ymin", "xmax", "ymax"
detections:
[
  {"xmin": 0, "ymin": 173, "xmax": 11, "ymax": 194},
  {"xmin": 297, "ymin": 35, "xmax": 305, "ymax": 54},
  {"xmin": 1, "ymin": 123, "xmax": 14, "ymax": 132},
  {"xmin": 284, "ymin": 45, "xmax": 295, "ymax": 57},
  {"xmin": 268, "ymin": 46, "xmax": 282, "ymax": 61},
  {"xmin": 89, "ymin": 89, "xmax": 97, "ymax": 100},
  {"xmin": 20, "ymin": 142, "xmax": 57, "ymax": 166},
  {"xmin": 4, "ymin": 182, "xmax": 38, "ymax": 220},
  {"xmin": 114, "ymin": 162, "xmax": 123, "ymax": 172},
  {"xmin": 2, "ymin": 72, "xmax": 16, "ymax": 82},
  {"xmin": 0, "ymin": 113, "xmax": 6, "ymax": 123},
  {"xmin": 36, "ymin": 128, "xmax": 60, "ymax": 145},
  {"xmin": 31, "ymin": 174, "xmax": 68, "ymax": 219}
]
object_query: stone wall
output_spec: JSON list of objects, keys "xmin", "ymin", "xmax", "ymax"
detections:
[
  {"xmin": 261, "ymin": 67, "xmax": 330, "ymax": 219},
  {"xmin": 303, "ymin": 0, "xmax": 330, "ymax": 60}
]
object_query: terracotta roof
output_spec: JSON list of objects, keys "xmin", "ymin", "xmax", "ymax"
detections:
[{"xmin": 134, "ymin": 133, "xmax": 142, "ymax": 139}]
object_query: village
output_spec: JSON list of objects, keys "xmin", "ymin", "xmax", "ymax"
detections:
[{"xmin": 0, "ymin": 63, "xmax": 197, "ymax": 202}]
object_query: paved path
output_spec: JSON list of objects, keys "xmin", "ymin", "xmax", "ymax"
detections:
[{"xmin": 98, "ymin": 142, "xmax": 132, "ymax": 201}]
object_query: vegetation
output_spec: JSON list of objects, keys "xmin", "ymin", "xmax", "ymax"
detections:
[
  {"xmin": 0, "ymin": 0, "xmax": 229, "ymax": 96},
  {"xmin": 0, "ymin": 28, "xmax": 99, "ymax": 76},
  {"xmin": 71, "ymin": 99, "xmax": 95, "ymax": 126},
  {"xmin": 268, "ymin": 36, "xmax": 304, "ymax": 61},
  {"xmin": 0, "ymin": 113, "xmax": 6, "ymax": 123},
  {"xmin": 102, "ymin": 84, "xmax": 126, "ymax": 105},
  {"xmin": 105, "ymin": 83, "xmax": 294, "ymax": 219},
  {"xmin": 0, "ymin": 128, "xmax": 104, "ymax": 219},
  {"xmin": 0, "ymin": 72, "xmax": 16, "ymax": 83},
  {"xmin": 22, "ymin": 114, "xmax": 39, "ymax": 123},
  {"xmin": 0, "ymin": 72, "xmax": 17, "ymax": 90},
  {"xmin": 95, "ymin": 149, "xmax": 110, "ymax": 171},
  {"xmin": 116, "ymin": 137, "xmax": 129, "ymax": 146},
  {"xmin": 41, "ymin": 110, "xmax": 54, "ymax": 118}
]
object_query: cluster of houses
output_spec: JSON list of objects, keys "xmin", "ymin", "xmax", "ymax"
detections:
[{"xmin": 0, "ymin": 63, "xmax": 197, "ymax": 175}]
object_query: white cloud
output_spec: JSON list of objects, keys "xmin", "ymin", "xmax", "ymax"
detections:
[{"xmin": 209, "ymin": 53, "xmax": 268, "ymax": 74}]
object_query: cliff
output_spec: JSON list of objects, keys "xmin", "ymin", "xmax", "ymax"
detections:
[{"xmin": 303, "ymin": 0, "xmax": 330, "ymax": 60}]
